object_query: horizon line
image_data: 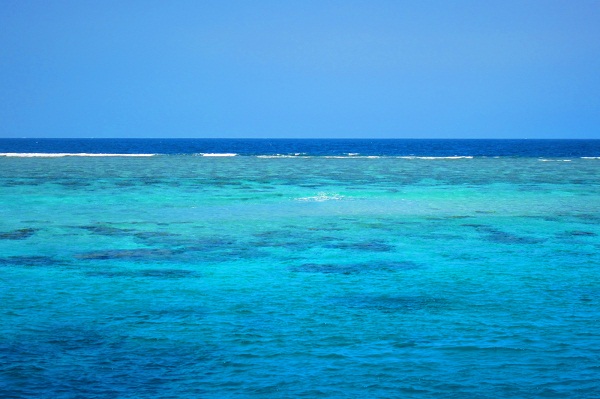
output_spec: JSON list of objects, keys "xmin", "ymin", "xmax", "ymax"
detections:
[{"xmin": 2, "ymin": 137, "xmax": 599, "ymax": 141}]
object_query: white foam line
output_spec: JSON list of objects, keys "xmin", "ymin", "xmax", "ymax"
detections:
[
  {"xmin": 0, "ymin": 153, "xmax": 156, "ymax": 157},
  {"xmin": 581, "ymin": 157, "xmax": 600, "ymax": 159},
  {"xmin": 198, "ymin": 153, "xmax": 238, "ymax": 157},
  {"xmin": 324, "ymin": 155, "xmax": 381, "ymax": 159},
  {"xmin": 256, "ymin": 155, "xmax": 474, "ymax": 159},
  {"xmin": 396, "ymin": 156, "xmax": 474, "ymax": 160},
  {"xmin": 256, "ymin": 155, "xmax": 312, "ymax": 158},
  {"xmin": 256, "ymin": 153, "xmax": 311, "ymax": 158}
]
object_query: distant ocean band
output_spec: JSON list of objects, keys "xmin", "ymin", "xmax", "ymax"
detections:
[
  {"xmin": 0, "ymin": 153, "xmax": 156, "ymax": 157},
  {"xmin": 1, "ymin": 139, "xmax": 599, "ymax": 158},
  {"xmin": 2, "ymin": 153, "xmax": 600, "ymax": 161}
]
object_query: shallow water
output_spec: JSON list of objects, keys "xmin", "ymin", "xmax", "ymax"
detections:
[{"xmin": 1, "ymin": 154, "xmax": 600, "ymax": 398}]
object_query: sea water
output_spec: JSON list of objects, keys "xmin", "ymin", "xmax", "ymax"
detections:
[{"xmin": 1, "ymin": 140, "xmax": 599, "ymax": 398}]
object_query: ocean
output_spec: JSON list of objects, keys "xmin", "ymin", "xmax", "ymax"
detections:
[{"xmin": 1, "ymin": 139, "xmax": 599, "ymax": 398}]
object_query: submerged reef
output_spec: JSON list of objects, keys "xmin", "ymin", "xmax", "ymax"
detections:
[{"xmin": 0, "ymin": 228, "xmax": 36, "ymax": 240}]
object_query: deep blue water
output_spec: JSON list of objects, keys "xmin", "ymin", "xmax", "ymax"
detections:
[
  {"xmin": 1, "ymin": 139, "xmax": 600, "ymax": 398},
  {"xmin": 1, "ymin": 138, "xmax": 600, "ymax": 157}
]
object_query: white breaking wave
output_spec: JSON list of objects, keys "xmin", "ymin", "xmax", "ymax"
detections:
[
  {"xmin": 396, "ymin": 156, "xmax": 474, "ymax": 160},
  {"xmin": 295, "ymin": 192, "xmax": 344, "ymax": 202},
  {"xmin": 256, "ymin": 153, "xmax": 309, "ymax": 158},
  {"xmin": 581, "ymin": 157, "xmax": 600, "ymax": 159},
  {"xmin": 256, "ymin": 154, "xmax": 312, "ymax": 158},
  {"xmin": 324, "ymin": 155, "xmax": 381, "ymax": 159},
  {"xmin": 258, "ymin": 155, "xmax": 473, "ymax": 159},
  {"xmin": 198, "ymin": 153, "xmax": 238, "ymax": 157},
  {"xmin": 539, "ymin": 159, "xmax": 572, "ymax": 162},
  {"xmin": 0, "ymin": 153, "xmax": 155, "ymax": 157}
]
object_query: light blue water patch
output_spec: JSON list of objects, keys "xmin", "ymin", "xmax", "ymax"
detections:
[{"xmin": 1, "ymin": 156, "xmax": 600, "ymax": 398}]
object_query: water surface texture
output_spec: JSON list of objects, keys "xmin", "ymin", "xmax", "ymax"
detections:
[{"xmin": 1, "ymin": 140, "xmax": 600, "ymax": 398}]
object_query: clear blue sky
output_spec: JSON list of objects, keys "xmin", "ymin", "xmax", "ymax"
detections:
[{"xmin": 1, "ymin": 0, "xmax": 599, "ymax": 138}]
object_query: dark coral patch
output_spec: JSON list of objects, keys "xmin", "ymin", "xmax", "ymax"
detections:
[
  {"xmin": 74, "ymin": 248, "xmax": 181, "ymax": 261},
  {"xmin": 290, "ymin": 260, "xmax": 419, "ymax": 275},
  {"xmin": 0, "ymin": 228, "xmax": 36, "ymax": 240},
  {"xmin": 131, "ymin": 231, "xmax": 184, "ymax": 246},
  {"xmin": 460, "ymin": 224, "xmax": 489, "ymax": 229},
  {"xmin": 484, "ymin": 230, "xmax": 543, "ymax": 244},
  {"xmin": 134, "ymin": 231, "xmax": 180, "ymax": 240},
  {"xmin": 74, "ymin": 241, "xmax": 265, "ymax": 263},
  {"xmin": 79, "ymin": 225, "xmax": 134, "ymax": 236},
  {"xmin": 1, "ymin": 179, "xmax": 37, "ymax": 187},
  {"xmin": 324, "ymin": 240, "xmax": 395, "ymax": 252},
  {"xmin": 0, "ymin": 256, "xmax": 63, "ymax": 267},
  {"xmin": 137, "ymin": 269, "xmax": 199, "ymax": 278},
  {"xmin": 565, "ymin": 230, "xmax": 597, "ymax": 237},
  {"xmin": 290, "ymin": 263, "xmax": 358, "ymax": 274},
  {"xmin": 57, "ymin": 179, "xmax": 91, "ymax": 188},
  {"xmin": 86, "ymin": 268, "xmax": 199, "ymax": 279},
  {"xmin": 462, "ymin": 224, "xmax": 543, "ymax": 245}
]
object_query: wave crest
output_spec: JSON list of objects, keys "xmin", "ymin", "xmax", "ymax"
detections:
[{"xmin": 295, "ymin": 192, "xmax": 344, "ymax": 202}]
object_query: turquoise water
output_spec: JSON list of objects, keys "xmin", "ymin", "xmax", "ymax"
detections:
[{"xmin": 1, "ymin": 155, "xmax": 600, "ymax": 398}]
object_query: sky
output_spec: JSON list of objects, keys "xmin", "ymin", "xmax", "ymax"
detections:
[{"xmin": 1, "ymin": 0, "xmax": 599, "ymax": 139}]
